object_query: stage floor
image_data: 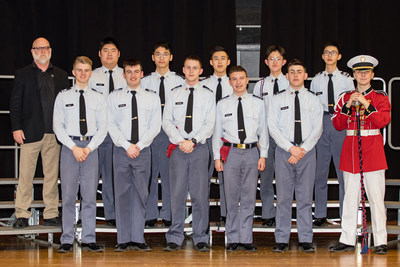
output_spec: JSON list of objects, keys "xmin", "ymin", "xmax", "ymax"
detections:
[{"xmin": 0, "ymin": 232, "xmax": 398, "ymax": 266}]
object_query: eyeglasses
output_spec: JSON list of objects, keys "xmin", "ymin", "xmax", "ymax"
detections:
[
  {"xmin": 323, "ymin": 50, "xmax": 338, "ymax": 56},
  {"xmin": 32, "ymin": 46, "xmax": 50, "ymax": 51},
  {"xmin": 154, "ymin": 53, "xmax": 170, "ymax": 58},
  {"xmin": 268, "ymin": 57, "xmax": 283, "ymax": 62}
]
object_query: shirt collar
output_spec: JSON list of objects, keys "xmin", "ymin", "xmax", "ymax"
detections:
[
  {"xmin": 268, "ymin": 72, "xmax": 285, "ymax": 81},
  {"xmin": 156, "ymin": 70, "xmax": 172, "ymax": 79},
  {"xmin": 360, "ymin": 86, "xmax": 373, "ymax": 96},
  {"xmin": 233, "ymin": 91, "xmax": 249, "ymax": 100},
  {"xmin": 126, "ymin": 86, "xmax": 143, "ymax": 94},
  {"xmin": 32, "ymin": 61, "xmax": 53, "ymax": 72},
  {"xmin": 324, "ymin": 68, "xmax": 339, "ymax": 77},
  {"xmin": 101, "ymin": 65, "xmax": 119, "ymax": 73},
  {"xmin": 74, "ymin": 84, "xmax": 89, "ymax": 93}
]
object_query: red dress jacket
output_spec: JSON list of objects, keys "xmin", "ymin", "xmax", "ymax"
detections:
[{"xmin": 332, "ymin": 87, "xmax": 391, "ymax": 174}]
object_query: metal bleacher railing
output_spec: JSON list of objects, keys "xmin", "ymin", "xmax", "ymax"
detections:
[{"xmin": 0, "ymin": 75, "xmax": 399, "ymax": 246}]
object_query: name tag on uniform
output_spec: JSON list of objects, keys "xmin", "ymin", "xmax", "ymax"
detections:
[
  {"xmin": 65, "ymin": 103, "xmax": 74, "ymax": 107},
  {"xmin": 118, "ymin": 104, "xmax": 126, "ymax": 108},
  {"xmin": 175, "ymin": 102, "xmax": 183, "ymax": 105},
  {"xmin": 224, "ymin": 113, "xmax": 232, "ymax": 117},
  {"xmin": 281, "ymin": 106, "xmax": 289, "ymax": 110},
  {"xmin": 262, "ymin": 92, "xmax": 268, "ymax": 96},
  {"xmin": 316, "ymin": 92, "xmax": 323, "ymax": 95},
  {"xmin": 96, "ymin": 83, "xmax": 104, "ymax": 86}
]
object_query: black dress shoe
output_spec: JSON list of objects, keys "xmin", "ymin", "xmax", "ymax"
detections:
[
  {"xmin": 220, "ymin": 216, "xmax": 226, "ymax": 223},
  {"xmin": 226, "ymin": 243, "xmax": 239, "ymax": 252},
  {"xmin": 80, "ymin": 243, "xmax": 104, "ymax": 252},
  {"xmin": 162, "ymin": 219, "xmax": 171, "ymax": 227},
  {"xmin": 273, "ymin": 243, "xmax": 289, "ymax": 253},
  {"xmin": 375, "ymin": 244, "xmax": 388, "ymax": 255},
  {"xmin": 105, "ymin": 219, "xmax": 116, "ymax": 227},
  {"xmin": 239, "ymin": 243, "xmax": 257, "ymax": 252},
  {"xmin": 329, "ymin": 242, "xmax": 355, "ymax": 252},
  {"xmin": 76, "ymin": 219, "xmax": 82, "ymax": 227},
  {"xmin": 115, "ymin": 243, "xmax": 130, "ymax": 252},
  {"xmin": 13, "ymin": 218, "xmax": 29, "ymax": 228},
  {"xmin": 163, "ymin": 242, "xmax": 182, "ymax": 251},
  {"xmin": 145, "ymin": 219, "xmax": 157, "ymax": 227},
  {"xmin": 130, "ymin": 242, "xmax": 152, "ymax": 251},
  {"xmin": 313, "ymin": 217, "xmax": 328, "ymax": 227},
  {"xmin": 58, "ymin": 243, "xmax": 73, "ymax": 253},
  {"xmin": 195, "ymin": 242, "xmax": 210, "ymax": 252},
  {"xmin": 262, "ymin": 217, "xmax": 275, "ymax": 227},
  {"xmin": 299, "ymin": 242, "xmax": 315, "ymax": 253},
  {"xmin": 43, "ymin": 217, "xmax": 61, "ymax": 226}
]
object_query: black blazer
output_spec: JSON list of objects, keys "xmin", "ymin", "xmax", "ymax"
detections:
[{"xmin": 9, "ymin": 63, "xmax": 70, "ymax": 144}]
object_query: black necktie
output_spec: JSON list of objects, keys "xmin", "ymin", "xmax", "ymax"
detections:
[
  {"xmin": 131, "ymin": 91, "xmax": 139, "ymax": 143},
  {"xmin": 294, "ymin": 91, "xmax": 302, "ymax": 145},
  {"xmin": 184, "ymin": 87, "xmax": 194, "ymax": 134},
  {"xmin": 109, "ymin": 70, "xmax": 114, "ymax": 93},
  {"xmin": 328, "ymin": 74, "xmax": 335, "ymax": 114},
  {"xmin": 238, "ymin": 97, "xmax": 246, "ymax": 143},
  {"xmin": 79, "ymin": 90, "xmax": 87, "ymax": 136},
  {"xmin": 216, "ymin": 78, "xmax": 222, "ymax": 103},
  {"xmin": 273, "ymin": 78, "xmax": 279, "ymax": 95},
  {"xmin": 159, "ymin": 76, "xmax": 165, "ymax": 112}
]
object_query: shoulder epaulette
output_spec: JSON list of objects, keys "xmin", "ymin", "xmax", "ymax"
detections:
[
  {"xmin": 176, "ymin": 73, "xmax": 185, "ymax": 79},
  {"xmin": 202, "ymin": 85, "xmax": 213, "ymax": 93},
  {"xmin": 252, "ymin": 94, "xmax": 263, "ymax": 100},
  {"xmin": 316, "ymin": 71, "xmax": 324, "ymax": 76},
  {"xmin": 258, "ymin": 77, "xmax": 267, "ymax": 82},
  {"xmin": 307, "ymin": 89, "xmax": 316, "ymax": 95},
  {"xmin": 91, "ymin": 88, "xmax": 103, "ymax": 94},
  {"xmin": 145, "ymin": 88, "xmax": 157, "ymax": 94},
  {"xmin": 110, "ymin": 88, "xmax": 123, "ymax": 94},
  {"xmin": 142, "ymin": 73, "xmax": 152, "ymax": 79},
  {"xmin": 221, "ymin": 95, "xmax": 229, "ymax": 100},
  {"xmin": 340, "ymin": 71, "xmax": 351, "ymax": 77},
  {"xmin": 339, "ymin": 90, "xmax": 353, "ymax": 97},
  {"xmin": 171, "ymin": 84, "xmax": 182, "ymax": 91},
  {"xmin": 277, "ymin": 89, "xmax": 286, "ymax": 94},
  {"xmin": 374, "ymin": 90, "xmax": 388, "ymax": 96},
  {"xmin": 200, "ymin": 75, "xmax": 212, "ymax": 82},
  {"xmin": 60, "ymin": 87, "xmax": 72, "ymax": 93}
]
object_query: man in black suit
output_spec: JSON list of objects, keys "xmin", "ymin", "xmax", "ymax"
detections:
[{"xmin": 10, "ymin": 37, "xmax": 70, "ymax": 228}]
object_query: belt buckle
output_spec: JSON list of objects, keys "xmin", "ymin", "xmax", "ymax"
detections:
[
  {"xmin": 81, "ymin": 136, "xmax": 87, "ymax": 141},
  {"xmin": 353, "ymin": 130, "xmax": 358, "ymax": 136},
  {"xmin": 237, "ymin": 143, "xmax": 246, "ymax": 149}
]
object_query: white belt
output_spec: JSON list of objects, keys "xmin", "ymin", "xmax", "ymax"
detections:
[{"xmin": 346, "ymin": 129, "xmax": 380, "ymax": 136}]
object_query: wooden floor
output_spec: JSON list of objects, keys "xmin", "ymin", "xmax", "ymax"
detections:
[{"xmin": 0, "ymin": 232, "xmax": 399, "ymax": 267}]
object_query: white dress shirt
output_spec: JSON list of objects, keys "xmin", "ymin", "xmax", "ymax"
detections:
[
  {"xmin": 212, "ymin": 92, "xmax": 268, "ymax": 159},
  {"xmin": 268, "ymin": 86, "xmax": 323, "ymax": 153},
  {"xmin": 53, "ymin": 85, "xmax": 107, "ymax": 151},
  {"xmin": 162, "ymin": 82, "xmax": 215, "ymax": 145},
  {"xmin": 107, "ymin": 86, "xmax": 161, "ymax": 150}
]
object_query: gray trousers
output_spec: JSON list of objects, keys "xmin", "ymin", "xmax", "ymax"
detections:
[
  {"xmin": 314, "ymin": 113, "xmax": 345, "ymax": 218},
  {"xmin": 223, "ymin": 147, "xmax": 259, "ymax": 244},
  {"xmin": 114, "ymin": 146, "xmax": 151, "ymax": 244},
  {"xmin": 60, "ymin": 141, "xmax": 98, "ymax": 244},
  {"xmin": 259, "ymin": 135, "xmax": 276, "ymax": 219},
  {"xmin": 98, "ymin": 134, "xmax": 115, "ymax": 220},
  {"xmin": 166, "ymin": 143, "xmax": 210, "ymax": 246},
  {"xmin": 206, "ymin": 137, "xmax": 226, "ymax": 217},
  {"xmin": 146, "ymin": 130, "xmax": 171, "ymax": 221},
  {"xmin": 274, "ymin": 146, "xmax": 316, "ymax": 243}
]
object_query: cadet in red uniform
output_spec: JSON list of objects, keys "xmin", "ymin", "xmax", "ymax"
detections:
[{"xmin": 329, "ymin": 55, "xmax": 390, "ymax": 255}]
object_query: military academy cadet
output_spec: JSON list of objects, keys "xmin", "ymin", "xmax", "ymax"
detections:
[
  {"xmin": 107, "ymin": 59, "xmax": 161, "ymax": 252},
  {"xmin": 53, "ymin": 56, "xmax": 107, "ymax": 253},
  {"xmin": 310, "ymin": 42, "xmax": 355, "ymax": 227},
  {"xmin": 213, "ymin": 66, "xmax": 268, "ymax": 252},
  {"xmin": 253, "ymin": 45, "xmax": 289, "ymax": 227},
  {"xmin": 330, "ymin": 55, "xmax": 390, "ymax": 255},
  {"xmin": 201, "ymin": 46, "xmax": 233, "ymax": 222},
  {"xmin": 268, "ymin": 59, "xmax": 323, "ymax": 253},
  {"xmin": 141, "ymin": 41, "xmax": 184, "ymax": 227},
  {"xmin": 162, "ymin": 55, "xmax": 215, "ymax": 252},
  {"xmin": 88, "ymin": 37, "xmax": 127, "ymax": 227}
]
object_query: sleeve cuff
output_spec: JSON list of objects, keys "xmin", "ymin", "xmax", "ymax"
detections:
[
  {"xmin": 364, "ymin": 104, "xmax": 377, "ymax": 116},
  {"xmin": 341, "ymin": 104, "xmax": 352, "ymax": 115}
]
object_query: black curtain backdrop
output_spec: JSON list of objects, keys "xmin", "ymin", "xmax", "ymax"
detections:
[
  {"xmin": 260, "ymin": 0, "xmax": 400, "ymax": 181},
  {"xmin": 0, "ymin": 0, "xmax": 237, "ymax": 76},
  {"xmin": 0, "ymin": 0, "xmax": 236, "ymax": 180}
]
